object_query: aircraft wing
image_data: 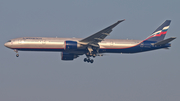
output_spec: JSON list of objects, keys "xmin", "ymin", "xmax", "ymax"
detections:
[{"xmin": 79, "ymin": 20, "xmax": 125, "ymax": 45}]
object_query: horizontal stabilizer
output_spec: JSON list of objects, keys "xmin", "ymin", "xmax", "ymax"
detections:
[{"xmin": 154, "ymin": 37, "xmax": 176, "ymax": 46}]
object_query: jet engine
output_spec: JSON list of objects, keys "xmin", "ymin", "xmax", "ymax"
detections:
[
  {"xmin": 64, "ymin": 41, "xmax": 84, "ymax": 50},
  {"xmin": 61, "ymin": 52, "xmax": 78, "ymax": 60}
]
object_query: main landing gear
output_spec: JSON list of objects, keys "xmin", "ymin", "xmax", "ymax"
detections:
[
  {"xmin": 84, "ymin": 46, "xmax": 99, "ymax": 63},
  {"xmin": 84, "ymin": 58, "xmax": 94, "ymax": 63},
  {"xmin": 14, "ymin": 49, "xmax": 19, "ymax": 57},
  {"xmin": 84, "ymin": 52, "xmax": 96, "ymax": 64}
]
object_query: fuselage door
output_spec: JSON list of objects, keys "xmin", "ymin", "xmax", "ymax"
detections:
[
  {"xmin": 18, "ymin": 40, "xmax": 22, "ymax": 44},
  {"xmin": 42, "ymin": 40, "xmax": 46, "ymax": 44}
]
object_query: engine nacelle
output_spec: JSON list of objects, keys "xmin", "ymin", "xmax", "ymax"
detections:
[
  {"xmin": 64, "ymin": 41, "xmax": 84, "ymax": 50},
  {"xmin": 61, "ymin": 52, "xmax": 78, "ymax": 60},
  {"xmin": 64, "ymin": 41, "xmax": 78, "ymax": 50}
]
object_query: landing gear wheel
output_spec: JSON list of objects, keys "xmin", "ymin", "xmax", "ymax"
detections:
[
  {"xmin": 16, "ymin": 54, "xmax": 19, "ymax": 57},
  {"xmin": 14, "ymin": 50, "xmax": 19, "ymax": 57},
  {"xmin": 93, "ymin": 54, "xmax": 96, "ymax": 58},
  {"xmin": 87, "ymin": 58, "xmax": 90, "ymax": 63},
  {"xmin": 84, "ymin": 58, "xmax": 94, "ymax": 63},
  {"xmin": 84, "ymin": 58, "xmax": 87, "ymax": 62},
  {"xmin": 90, "ymin": 59, "xmax": 94, "ymax": 63}
]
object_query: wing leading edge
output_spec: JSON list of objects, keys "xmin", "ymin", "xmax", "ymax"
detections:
[{"xmin": 80, "ymin": 20, "xmax": 125, "ymax": 44}]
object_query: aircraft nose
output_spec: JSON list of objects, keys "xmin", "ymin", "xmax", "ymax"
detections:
[
  {"xmin": 4, "ymin": 42, "xmax": 10, "ymax": 48},
  {"xmin": 4, "ymin": 43, "xmax": 7, "ymax": 47}
]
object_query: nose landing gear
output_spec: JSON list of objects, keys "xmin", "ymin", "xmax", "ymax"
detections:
[
  {"xmin": 16, "ymin": 54, "xmax": 19, "ymax": 57},
  {"xmin": 14, "ymin": 50, "xmax": 19, "ymax": 57}
]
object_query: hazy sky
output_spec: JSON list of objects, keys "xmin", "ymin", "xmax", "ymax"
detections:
[{"xmin": 1, "ymin": 0, "xmax": 180, "ymax": 101}]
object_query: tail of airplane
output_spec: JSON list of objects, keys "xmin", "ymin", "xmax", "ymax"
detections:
[{"xmin": 144, "ymin": 20, "xmax": 171, "ymax": 42}]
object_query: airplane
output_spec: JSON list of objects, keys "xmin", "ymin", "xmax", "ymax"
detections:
[{"xmin": 4, "ymin": 20, "xmax": 176, "ymax": 63}]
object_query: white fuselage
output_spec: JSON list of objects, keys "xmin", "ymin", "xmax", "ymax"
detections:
[{"xmin": 5, "ymin": 37, "xmax": 142, "ymax": 53}]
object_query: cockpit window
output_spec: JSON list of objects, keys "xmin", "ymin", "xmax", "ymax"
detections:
[{"xmin": 7, "ymin": 40, "xmax": 11, "ymax": 42}]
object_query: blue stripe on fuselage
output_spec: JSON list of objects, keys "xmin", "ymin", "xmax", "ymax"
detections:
[
  {"xmin": 13, "ymin": 43, "xmax": 170, "ymax": 53},
  {"xmin": 99, "ymin": 44, "xmax": 170, "ymax": 53}
]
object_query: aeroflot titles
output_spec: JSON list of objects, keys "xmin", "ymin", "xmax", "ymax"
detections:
[{"xmin": 23, "ymin": 38, "xmax": 42, "ymax": 39}]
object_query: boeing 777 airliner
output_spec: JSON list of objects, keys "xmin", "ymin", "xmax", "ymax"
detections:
[{"xmin": 4, "ymin": 20, "xmax": 176, "ymax": 63}]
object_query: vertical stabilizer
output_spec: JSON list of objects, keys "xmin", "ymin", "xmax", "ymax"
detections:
[{"xmin": 144, "ymin": 20, "xmax": 171, "ymax": 42}]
